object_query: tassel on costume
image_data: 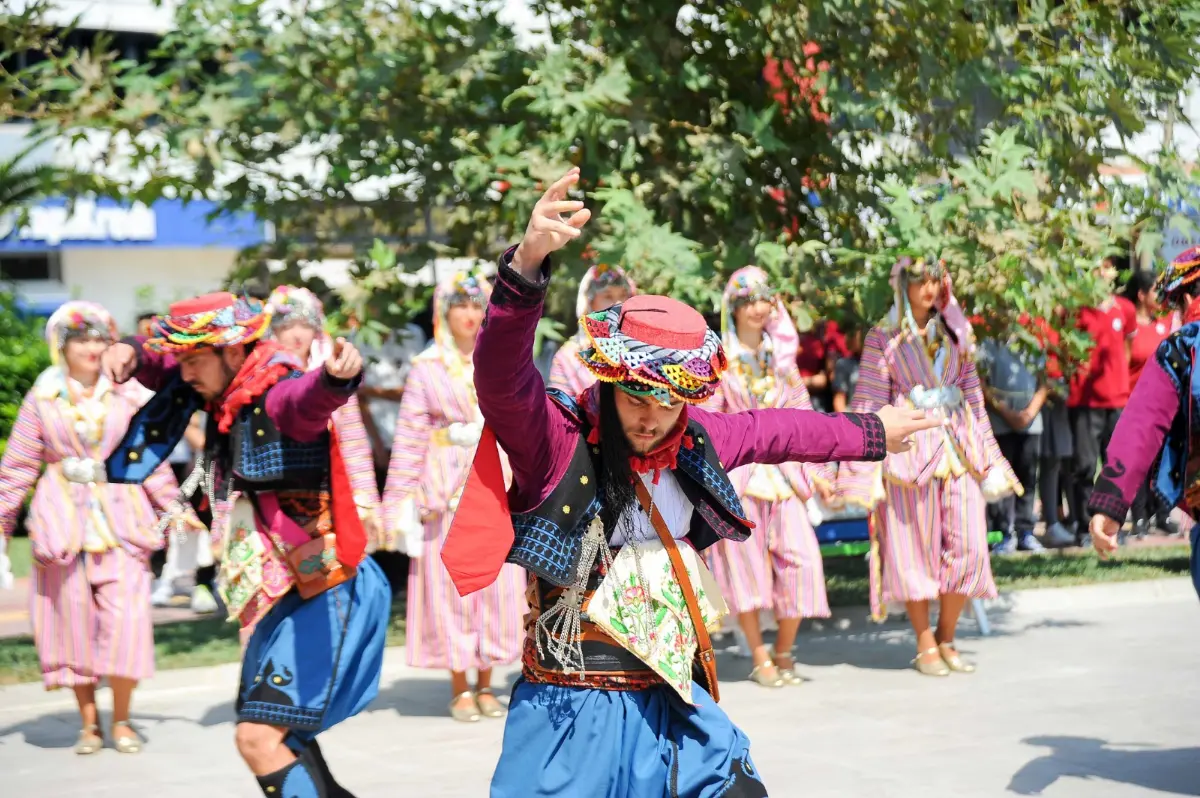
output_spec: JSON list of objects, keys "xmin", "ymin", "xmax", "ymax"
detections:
[{"xmin": 535, "ymin": 516, "xmax": 612, "ymax": 674}]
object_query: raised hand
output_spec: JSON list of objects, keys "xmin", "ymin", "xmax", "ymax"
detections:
[
  {"xmin": 102, "ymin": 341, "xmax": 139, "ymax": 384},
  {"xmin": 512, "ymin": 167, "xmax": 592, "ymax": 278},
  {"xmin": 875, "ymin": 404, "xmax": 945, "ymax": 453},
  {"xmin": 324, "ymin": 337, "xmax": 364, "ymax": 381}
]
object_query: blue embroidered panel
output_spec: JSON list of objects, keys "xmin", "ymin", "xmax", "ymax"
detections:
[
  {"xmin": 509, "ymin": 494, "xmax": 602, "ymax": 586},
  {"xmin": 675, "ymin": 444, "xmax": 746, "ymax": 520},
  {"xmin": 235, "ymin": 427, "xmax": 328, "ymax": 482},
  {"xmin": 106, "ymin": 373, "xmax": 202, "ymax": 484}
]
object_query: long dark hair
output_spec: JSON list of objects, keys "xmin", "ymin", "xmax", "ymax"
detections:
[
  {"xmin": 597, "ymin": 382, "xmax": 638, "ymax": 533},
  {"xmin": 1121, "ymin": 269, "xmax": 1157, "ymax": 308}
]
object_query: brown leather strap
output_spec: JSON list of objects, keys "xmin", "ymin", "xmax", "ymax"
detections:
[{"xmin": 634, "ymin": 478, "xmax": 719, "ymax": 702}]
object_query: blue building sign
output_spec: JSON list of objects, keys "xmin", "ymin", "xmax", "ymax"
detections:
[{"xmin": 0, "ymin": 197, "xmax": 266, "ymax": 251}]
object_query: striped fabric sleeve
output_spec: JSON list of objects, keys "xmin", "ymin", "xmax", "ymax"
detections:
[
  {"xmin": 382, "ymin": 360, "xmax": 434, "ymax": 534},
  {"xmin": 333, "ymin": 396, "xmax": 382, "ymax": 513},
  {"xmin": 836, "ymin": 326, "xmax": 891, "ymax": 508},
  {"xmin": 142, "ymin": 460, "xmax": 183, "ymax": 516},
  {"xmin": 0, "ymin": 396, "xmax": 45, "ymax": 538}
]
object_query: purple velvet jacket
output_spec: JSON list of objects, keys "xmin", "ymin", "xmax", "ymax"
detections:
[
  {"xmin": 130, "ymin": 340, "xmax": 359, "ymax": 443},
  {"xmin": 1088, "ymin": 355, "xmax": 1180, "ymax": 522},
  {"xmin": 476, "ymin": 250, "xmax": 888, "ymax": 516}
]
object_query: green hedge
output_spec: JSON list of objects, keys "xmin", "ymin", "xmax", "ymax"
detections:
[{"xmin": 0, "ymin": 292, "xmax": 50, "ymax": 459}]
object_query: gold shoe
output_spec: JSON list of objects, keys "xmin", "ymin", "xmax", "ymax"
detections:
[
  {"xmin": 912, "ymin": 647, "xmax": 950, "ymax": 677},
  {"xmin": 748, "ymin": 663, "xmax": 785, "ymax": 688},
  {"xmin": 938, "ymin": 642, "xmax": 976, "ymax": 674},
  {"xmin": 74, "ymin": 725, "xmax": 102, "ymax": 756},
  {"xmin": 475, "ymin": 688, "xmax": 506, "ymax": 718},
  {"xmin": 449, "ymin": 691, "xmax": 481, "ymax": 723},
  {"xmin": 771, "ymin": 652, "xmax": 805, "ymax": 686},
  {"xmin": 111, "ymin": 721, "xmax": 142, "ymax": 754}
]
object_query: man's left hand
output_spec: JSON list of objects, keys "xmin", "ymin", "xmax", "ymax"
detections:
[{"xmin": 325, "ymin": 337, "xmax": 364, "ymax": 381}]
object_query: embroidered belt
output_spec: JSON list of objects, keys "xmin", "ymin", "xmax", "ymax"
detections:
[
  {"xmin": 521, "ymin": 572, "xmax": 663, "ymax": 691},
  {"xmin": 60, "ymin": 457, "xmax": 107, "ymax": 484},
  {"xmin": 909, "ymin": 385, "xmax": 963, "ymax": 411}
]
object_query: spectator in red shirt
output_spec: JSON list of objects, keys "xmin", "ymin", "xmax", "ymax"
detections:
[
  {"xmin": 1120, "ymin": 269, "xmax": 1180, "ymax": 539},
  {"xmin": 1067, "ymin": 255, "xmax": 1137, "ymax": 545},
  {"xmin": 796, "ymin": 323, "xmax": 831, "ymax": 411}
]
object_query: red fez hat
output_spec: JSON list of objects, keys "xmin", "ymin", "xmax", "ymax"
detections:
[
  {"xmin": 167, "ymin": 292, "xmax": 237, "ymax": 317},
  {"xmin": 618, "ymin": 295, "xmax": 708, "ymax": 351}
]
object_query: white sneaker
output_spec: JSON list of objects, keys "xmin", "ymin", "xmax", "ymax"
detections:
[
  {"xmin": 190, "ymin": 585, "xmax": 218, "ymax": 614},
  {"xmin": 151, "ymin": 579, "xmax": 174, "ymax": 607}
]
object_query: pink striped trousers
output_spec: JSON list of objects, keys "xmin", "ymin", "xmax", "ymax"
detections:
[
  {"xmin": 31, "ymin": 547, "xmax": 154, "ymax": 690},
  {"xmin": 707, "ymin": 495, "xmax": 830, "ymax": 619},
  {"xmin": 405, "ymin": 511, "xmax": 527, "ymax": 671},
  {"xmin": 877, "ymin": 474, "xmax": 997, "ymax": 604}
]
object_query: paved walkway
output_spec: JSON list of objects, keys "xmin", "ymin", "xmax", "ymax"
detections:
[{"xmin": 0, "ymin": 579, "xmax": 1196, "ymax": 796}]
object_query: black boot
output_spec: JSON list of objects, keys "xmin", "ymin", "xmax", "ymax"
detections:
[
  {"xmin": 301, "ymin": 740, "xmax": 356, "ymax": 798},
  {"xmin": 256, "ymin": 758, "xmax": 325, "ymax": 798}
]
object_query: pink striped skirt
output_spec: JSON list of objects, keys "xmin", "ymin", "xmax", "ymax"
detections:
[
  {"xmin": 30, "ymin": 546, "xmax": 154, "ymax": 690},
  {"xmin": 707, "ymin": 494, "xmax": 830, "ymax": 619},
  {"xmin": 876, "ymin": 474, "xmax": 997, "ymax": 605},
  {"xmin": 405, "ymin": 511, "xmax": 527, "ymax": 671}
]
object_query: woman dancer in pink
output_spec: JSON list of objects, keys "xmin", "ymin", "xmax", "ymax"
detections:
[
  {"xmin": 0, "ymin": 302, "xmax": 188, "ymax": 754},
  {"xmin": 705, "ymin": 267, "xmax": 834, "ymax": 688},
  {"xmin": 383, "ymin": 272, "xmax": 526, "ymax": 722},
  {"xmin": 549, "ymin": 263, "xmax": 635, "ymax": 395},
  {"xmin": 267, "ymin": 285, "xmax": 382, "ymax": 546},
  {"xmin": 838, "ymin": 257, "xmax": 1018, "ymax": 676}
]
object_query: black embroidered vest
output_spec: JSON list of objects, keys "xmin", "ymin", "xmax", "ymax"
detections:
[{"xmin": 512, "ymin": 389, "xmax": 751, "ymax": 682}]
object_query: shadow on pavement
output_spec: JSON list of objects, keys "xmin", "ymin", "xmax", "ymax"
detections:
[
  {"xmin": 1008, "ymin": 736, "xmax": 1200, "ymax": 796},
  {"xmin": 367, "ymin": 670, "xmax": 522, "ymax": 719},
  {"xmin": 0, "ymin": 707, "xmax": 218, "ymax": 750}
]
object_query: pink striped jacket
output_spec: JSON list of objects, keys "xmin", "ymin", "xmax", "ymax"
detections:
[
  {"xmin": 331, "ymin": 395, "xmax": 381, "ymax": 520},
  {"xmin": 0, "ymin": 384, "xmax": 178, "ymax": 564},
  {"xmin": 706, "ymin": 364, "xmax": 833, "ymax": 499},
  {"xmin": 548, "ymin": 338, "xmax": 595, "ymax": 397},
  {"xmin": 838, "ymin": 324, "xmax": 1018, "ymax": 507}
]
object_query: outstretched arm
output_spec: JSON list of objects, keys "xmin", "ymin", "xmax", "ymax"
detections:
[
  {"xmin": 1089, "ymin": 356, "xmax": 1179, "ymax": 525},
  {"xmin": 266, "ymin": 338, "xmax": 363, "ymax": 442},
  {"xmin": 693, "ymin": 405, "xmax": 887, "ymax": 471},
  {"xmin": 475, "ymin": 169, "xmax": 592, "ymax": 511}
]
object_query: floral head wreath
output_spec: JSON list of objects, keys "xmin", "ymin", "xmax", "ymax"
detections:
[{"xmin": 45, "ymin": 301, "xmax": 118, "ymax": 366}]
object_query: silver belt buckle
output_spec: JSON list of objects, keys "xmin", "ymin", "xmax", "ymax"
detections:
[{"xmin": 62, "ymin": 457, "xmax": 106, "ymax": 484}]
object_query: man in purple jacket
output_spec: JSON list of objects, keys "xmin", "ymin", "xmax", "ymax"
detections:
[
  {"xmin": 102, "ymin": 292, "xmax": 390, "ymax": 798},
  {"xmin": 1088, "ymin": 246, "xmax": 1200, "ymax": 597},
  {"xmin": 447, "ymin": 168, "xmax": 943, "ymax": 797}
]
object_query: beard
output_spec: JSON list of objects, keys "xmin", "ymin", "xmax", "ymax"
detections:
[
  {"xmin": 187, "ymin": 358, "xmax": 239, "ymax": 401},
  {"xmin": 597, "ymin": 383, "xmax": 638, "ymax": 534}
]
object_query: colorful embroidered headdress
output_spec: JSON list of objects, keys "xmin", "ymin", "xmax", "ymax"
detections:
[
  {"xmin": 145, "ymin": 292, "xmax": 272, "ymax": 354},
  {"xmin": 718, "ymin": 265, "xmax": 801, "ymax": 373},
  {"xmin": 433, "ymin": 270, "xmax": 488, "ymax": 348},
  {"xmin": 577, "ymin": 294, "xmax": 727, "ymax": 406},
  {"xmin": 575, "ymin": 263, "xmax": 636, "ymax": 318},
  {"xmin": 267, "ymin": 285, "xmax": 333, "ymax": 369},
  {"xmin": 888, "ymin": 255, "xmax": 973, "ymax": 354},
  {"xmin": 44, "ymin": 301, "xmax": 118, "ymax": 366},
  {"xmin": 1159, "ymin": 245, "xmax": 1200, "ymax": 306}
]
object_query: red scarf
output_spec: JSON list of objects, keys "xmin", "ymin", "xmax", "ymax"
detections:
[
  {"xmin": 1184, "ymin": 296, "xmax": 1200, "ymax": 326},
  {"xmin": 212, "ymin": 340, "xmax": 296, "ymax": 433},
  {"xmin": 580, "ymin": 386, "xmax": 693, "ymax": 480}
]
